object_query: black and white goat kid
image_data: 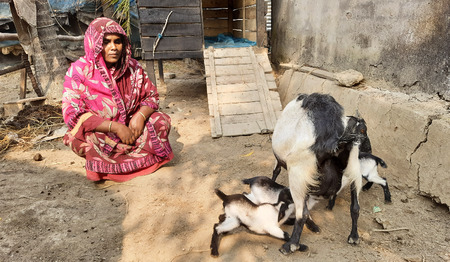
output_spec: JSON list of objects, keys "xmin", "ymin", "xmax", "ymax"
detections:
[
  {"xmin": 325, "ymin": 152, "xmax": 391, "ymax": 210},
  {"xmin": 210, "ymin": 189, "xmax": 296, "ymax": 257},
  {"xmin": 271, "ymin": 93, "xmax": 369, "ymax": 255}
]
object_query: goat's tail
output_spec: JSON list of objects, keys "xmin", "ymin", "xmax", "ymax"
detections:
[
  {"xmin": 242, "ymin": 177, "xmax": 258, "ymax": 185},
  {"xmin": 215, "ymin": 189, "xmax": 228, "ymax": 201},
  {"xmin": 375, "ymin": 157, "xmax": 387, "ymax": 168},
  {"xmin": 359, "ymin": 152, "xmax": 387, "ymax": 168}
]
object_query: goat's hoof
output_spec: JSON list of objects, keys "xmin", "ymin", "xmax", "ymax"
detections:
[
  {"xmin": 298, "ymin": 244, "xmax": 309, "ymax": 252},
  {"xmin": 305, "ymin": 220, "xmax": 321, "ymax": 233},
  {"xmin": 279, "ymin": 243, "xmax": 294, "ymax": 255},
  {"xmin": 347, "ymin": 235, "xmax": 360, "ymax": 245},
  {"xmin": 385, "ymin": 199, "xmax": 392, "ymax": 204},
  {"xmin": 279, "ymin": 243, "xmax": 308, "ymax": 255},
  {"xmin": 210, "ymin": 249, "xmax": 219, "ymax": 257}
]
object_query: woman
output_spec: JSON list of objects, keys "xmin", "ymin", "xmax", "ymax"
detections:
[{"xmin": 62, "ymin": 17, "xmax": 173, "ymax": 182}]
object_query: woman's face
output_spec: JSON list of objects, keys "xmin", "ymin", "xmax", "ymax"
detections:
[{"xmin": 102, "ymin": 33, "xmax": 123, "ymax": 67}]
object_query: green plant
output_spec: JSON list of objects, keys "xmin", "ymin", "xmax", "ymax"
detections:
[{"xmin": 101, "ymin": 0, "xmax": 131, "ymax": 36}]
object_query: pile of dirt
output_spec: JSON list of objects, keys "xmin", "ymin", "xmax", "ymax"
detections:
[
  {"xmin": 0, "ymin": 104, "xmax": 64, "ymax": 154},
  {"xmin": 2, "ymin": 104, "xmax": 63, "ymax": 129}
]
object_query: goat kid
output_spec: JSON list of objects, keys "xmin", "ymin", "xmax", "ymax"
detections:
[
  {"xmin": 210, "ymin": 189, "xmax": 298, "ymax": 257},
  {"xmin": 326, "ymin": 152, "xmax": 391, "ymax": 210},
  {"xmin": 272, "ymin": 93, "xmax": 367, "ymax": 255}
]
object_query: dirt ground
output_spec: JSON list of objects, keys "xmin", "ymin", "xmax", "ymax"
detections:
[{"xmin": 0, "ymin": 60, "xmax": 449, "ymax": 262}]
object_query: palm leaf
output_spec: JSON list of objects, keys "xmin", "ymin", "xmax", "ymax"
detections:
[{"xmin": 101, "ymin": 0, "xmax": 131, "ymax": 36}]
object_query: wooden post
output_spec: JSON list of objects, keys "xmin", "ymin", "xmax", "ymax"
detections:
[
  {"xmin": 19, "ymin": 68, "xmax": 26, "ymax": 99},
  {"xmin": 158, "ymin": 60, "xmax": 164, "ymax": 85},
  {"xmin": 256, "ymin": 0, "xmax": 266, "ymax": 47},
  {"xmin": 145, "ymin": 60, "xmax": 157, "ymax": 87},
  {"xmin": 242, "ymin": 0, "xmax": 246, "ymax": 39},
  {"xmin": 228, "ymin": 0, "xmax": 233, "ymax": 35},
  {"xmin": 22, "ymin": 53, "xmax": 43, "ymax": 97}
]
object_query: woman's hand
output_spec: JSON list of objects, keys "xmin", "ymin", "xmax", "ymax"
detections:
[
  {"xmin": 129, "ymin": 113, "xmax": 145, "ymax": 139},
  {"xmin": 129, "ymin": 106, "xmax": 155, "ymax": 139},
  {"xmin": 111, "ymin": 122, "xmax": 136, "ymax": 145}
]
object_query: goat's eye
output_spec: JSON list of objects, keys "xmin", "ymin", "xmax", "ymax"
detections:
[{"xmin": 361, "ymin": 129, "xmax": 365, "ymax": 134}]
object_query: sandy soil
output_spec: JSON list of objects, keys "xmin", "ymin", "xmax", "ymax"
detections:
[{"xmin": 0, "ymin": 60, "xmax": 449, "ymax": 262}]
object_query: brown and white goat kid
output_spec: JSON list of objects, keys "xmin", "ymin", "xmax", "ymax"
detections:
[
  {"xmin": 271, "ymin": 93, "xmax": 368, "ymax": 255},
  {"xmin": 210, "ymin": 189, "xmax": 296, "ymax": 257}
]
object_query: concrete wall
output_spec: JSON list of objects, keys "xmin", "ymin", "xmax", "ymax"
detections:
[
  {"xmin": 277, "ymin": 70, "xmax": 450, "ymax": 207},
  {"xmin": 271, "ymin": 0, "xmax": 450, "ymax": 99}
]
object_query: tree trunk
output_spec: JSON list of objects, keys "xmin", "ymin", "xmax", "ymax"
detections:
[
  {"xmin": 31, "ymin": 0, "xmax": 69, "ymax": 102},
  {"xmin": 10, "ymin": 0, "xmax": 69, "ymax": 103}
]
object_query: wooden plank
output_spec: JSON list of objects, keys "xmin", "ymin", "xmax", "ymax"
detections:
[
  {"xmin": 221, "ymin": 122, "xmax": 264, "ymax": 137},
  {"xmin": 256, "ymin": 53, "xmax": 272, "ymax": 72},
  {"xmin": 216, "ymin": 83, "xmax": 258, "ymax": 93},
  {"xmin": 138, "ymin": 0, "xmax": 199, "ymax": 7},
  {"xmin": 220, "ymin": 102, "xmax": 262, "ymax": 115},
  {"xmin": 204, "ymin": 28, "xmax": 230, "ymax": 37},
  {"xmin": 203, "ymin": 9, "xmax": 229, "ymax": 19},
  {"xmin": 205, "ymin": 48, "xmax": 223, "ymax": 137},
  {"xmin": 215, "ymin": 74, "xmax": 256, "ymax": 85},
  {"xmin": 270, "ymin": 91, "xmax": 283, "ymax": 112},
  {"xmin": 141, "ymin": 36, "xmax": 203, "ymax": 52},
  {"xmin": 218, "ymin": 90, "xmax": 260, "ymax": 104},
  {"xmin": 0, "ymin": 62, "xmax": 26, "ymax": 76},
  {"xmin": 213, "ymin": 64, "xmax": 255, "ymax": 76},
  {"xmin": 266, "ymin": 80, "xmax": 277, "ymax": 90},
  {"xmin": 213, "ymin": 56, "xmax": 252, "ymax": 65},
  {"xmin": 248, "ymin": 47, "xmax": 277, "ymax": 130},
  {"xmin": 140, "ymin": 23, "xmax": 202, "ymax": 37},
  {"xmin": 233, "ymin": 19, "xmax": 257, "ymax": 31},
  {"xmin": 234, "ymin": 0, "xmax": 257, "ymax": 7},
  {"xmin": 139, "ymin": 8, "xmax": 201, "ymax": 24},
  {"xmin": 220, "ymin": 113, "xmax": 264, "ymax": 124},
  {"xmin": 233, "ymin": 6, "xmax": 256, "ymax": 19},
  {"xmin": 143, "ymin": 51, "xmax": 203, "ymax": 60},
  {"xmin": 210, "ymin": 47, "xmax": 250, "ymax": 57},
  {"xmin": 202, "ymin": 0, "xmax": 229, "ymax": 8},
  {"xmin": 204, "ymin": 19, "xmax": 229, "ymax": 29}
]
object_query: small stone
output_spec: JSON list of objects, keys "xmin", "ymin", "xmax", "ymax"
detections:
[
  {"xmin": 33, "ymin": 153, "xmax": 43, "ymax": 161},
  {"xmin": 335, "ymin": 69, "xmax": 364, "ymax": 87},
  {"xmin": 164, "ymin": 72, "xmax": 176, "ymax": 79}
]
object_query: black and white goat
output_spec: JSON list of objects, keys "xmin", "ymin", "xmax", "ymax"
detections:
[
  {"xmin": 210, "ymin": 189, "xmax": 296, "ymax": 257},
  {"xmin": 326, "ymin": 152, "xmax": 391, "ymax": 210},
  {"xmin": 271, "ymin": 93, "xmax": 369, "ymax": 254},
  {"xmin": 242, "ymin": 176, "xmax": 293, "ymax": 206}
]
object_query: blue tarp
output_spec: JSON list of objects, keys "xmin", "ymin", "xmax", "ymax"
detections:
[
  {"xmin": 0, "ymin": 3, "xmax": 11, "ymax": 23},
  {"xmin": 49, "ymin": 0, "xmax": 97, "ymax": 14},
  {"xmin": 204, "ymin": 34, "xmax": 256, "ymax": 49}
]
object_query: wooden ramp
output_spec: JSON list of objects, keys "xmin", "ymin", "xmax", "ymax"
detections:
[{"xmin": 204, "ymin": 47, "xmax": 282, "ymax": 138}]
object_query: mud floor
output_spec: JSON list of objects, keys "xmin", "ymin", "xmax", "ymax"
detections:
[{"xmin": 0, "ymin": 60, "xmax": 449, "ymax": 262}]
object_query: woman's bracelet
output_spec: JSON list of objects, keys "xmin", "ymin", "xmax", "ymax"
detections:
[
  {"xmin": 138, "ymin": 111, "xmax": 146, "ymax": 120},
  {"xmin": 108, "ymin": 121, "xmax": 113, "ymax": 132}
]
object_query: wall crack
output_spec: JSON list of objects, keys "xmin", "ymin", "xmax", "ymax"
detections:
[{"xmin": 409, "ymin": 117, "xmax": 433, "ymax": 163}]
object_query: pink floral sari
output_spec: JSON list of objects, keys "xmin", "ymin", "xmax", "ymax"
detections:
[{"xmin": 62, "ymin": 18, "xmax": 173, "ymax": 182}]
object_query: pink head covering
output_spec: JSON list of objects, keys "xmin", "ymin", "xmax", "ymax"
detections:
[{"xmin": 84, "ymin": 17, "xmax": 132, "ymax": 79}]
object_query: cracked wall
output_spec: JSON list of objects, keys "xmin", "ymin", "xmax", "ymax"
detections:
[
  {"xmin": 278, "ymin": 70, "xmax": 450, "ymax": 207},
  {"xmin": 271, "ymin": 0, "xmax": 450, "ymax": 99}
]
